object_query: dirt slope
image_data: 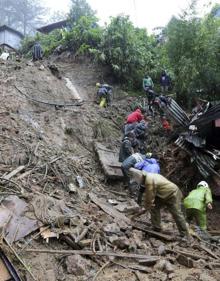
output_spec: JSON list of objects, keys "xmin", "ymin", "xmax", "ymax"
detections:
[{"xmin": 0, "ymin": 58, "xmax": 219, "ymax": 281}]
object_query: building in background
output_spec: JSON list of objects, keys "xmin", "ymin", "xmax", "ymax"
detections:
[
  {"xmin": 0, "ymin": 25, "xmax": 24, "ymax": 51},
  {"xmin": 37, "ymin": 20, "xmax": 68, "ymax": 34}
]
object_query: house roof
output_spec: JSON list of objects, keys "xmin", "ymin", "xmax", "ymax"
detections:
[
  {"xmin": 37, "ymin": 20, "xmax": 68, "ymax": 34},
  {"xmin": 0, "ymin": 25, "xmax": 24, "ymax": 38}
]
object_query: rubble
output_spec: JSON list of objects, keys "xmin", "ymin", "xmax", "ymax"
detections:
[
  {"xmin": 163, "ymin": 97, "xmax": 220, "ymax": 194},
  {"xmin": 0, "ymin": 58, "xmax": 218, "ymax": 281},
  {"xmin": 176, "ymin": 254, "xmax": 194, "ymax": 268},
  {"xmin": 0, "ymin": 195, "xmax": 40, "ymax": 243},
  {"xmin": 65, "ymin": 255, "xmax": 91, "ymax": 276}
]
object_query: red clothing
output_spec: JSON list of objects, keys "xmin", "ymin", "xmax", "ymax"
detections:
[
  {"xmin": 162, "ymin": 119, "xmax": 171, "ymax": 131},
  {"xmin": 127, "ymin": 109, "xmax": 143, "ymax": 124}
]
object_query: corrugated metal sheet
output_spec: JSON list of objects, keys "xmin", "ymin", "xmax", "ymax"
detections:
[
  {"xmin": 165, "ymin": 98, "xmax": 220, "ymax": 180},
  {"xmin": 191, "ymin": 103, "xmax": 220, "ymax": 128},
  {"xmin": 165, "ymin": 98, "xmax": 190, "ymax": 128}
]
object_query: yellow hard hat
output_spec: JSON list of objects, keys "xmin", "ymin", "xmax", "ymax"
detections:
[{"xmin": 96, "ymin": 82, "xmax": 101, "ymax": 87}]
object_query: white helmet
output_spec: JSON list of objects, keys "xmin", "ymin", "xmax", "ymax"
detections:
[{"xmin": 197, "ymin": 181, "xmax": 209, "ymax": 188}]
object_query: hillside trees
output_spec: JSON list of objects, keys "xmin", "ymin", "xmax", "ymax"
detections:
[
  {"xmin": 20, "ymin": 0, "xmax": 220, "ymax": 103},
  {"xmin": 0, "ymin": 0, "xmax": 46, "ymax": 35},
  {"xmin": 95, "ymin": 16, "xmax": 156, "ymax": 87},
  {"xmin": 164, "ymin": 2, "xmax": 220, "ymax": 105},
  {"xmin": 69, "ymin": 0, "xmax": 96, "ymax": 24}
]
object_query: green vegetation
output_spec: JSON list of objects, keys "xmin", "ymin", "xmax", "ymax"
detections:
[{"xmin": 21, "ymin": 0, "xmax": 220, "ymax": 106}]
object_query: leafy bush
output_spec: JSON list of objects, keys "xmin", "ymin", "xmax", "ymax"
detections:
[
  {"xmin": 94, "ymin": 16, "xmax": 157, "ymax": 88},
  {"xmin": 164, "ymin": 4, "xmax": 220, "ymax": 106},
  {"xmin": 21, "ymin": 29, "xmax": 63, "ymax": 57}
]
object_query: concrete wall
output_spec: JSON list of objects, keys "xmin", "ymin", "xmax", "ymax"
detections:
[{"xmin": 0, "ymin": 29, "xmax": 22, "ymax": 50}]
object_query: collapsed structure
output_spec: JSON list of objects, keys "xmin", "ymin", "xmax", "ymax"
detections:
[{"xmin": 164, "ymin": 98, "xmax": 220, "ymax": 195}]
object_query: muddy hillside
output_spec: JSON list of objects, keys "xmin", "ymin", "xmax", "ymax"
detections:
[{"xmin": 0, "ymin": 57, "xmax": 219, "ymax": 281}]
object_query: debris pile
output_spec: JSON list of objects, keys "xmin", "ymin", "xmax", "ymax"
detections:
[{"xmin": 0, "ymin": 59, "xmax": 219, "ymax": 281}]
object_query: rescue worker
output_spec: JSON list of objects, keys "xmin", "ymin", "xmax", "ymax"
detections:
[
  {"xmin": 160, "ymin": 70, "xmax": 171, "ymax": 93},
  {"xmin": 129, "ymin": 168, "xmax": 190, "ymax": 238},
  {"xmin": 134, "ymin": 156, "xmax": 160, "ymax": 204},
  {"xmin": 134, "ymin": 157, "xmax": 160, "ymax": 174},
  {"xmin": 161, "ymin": 116, "xmax": 172, "ymax": 133},
  {"xmin": 143, "ymin": 74, "xmax": 154, "ymax": 92},
  {"xmin": 184, "ymin": 181, "xmax": 212, "ymax": 237},
  {"xmin": 119, "ymin": 132, "xmax": 139, "ymax": 162},
  {"xmin": 121, "ymin": 153, "xmax": 145, "ymax": 187},
  {"xmin": 96, "ymin": 83, "xmax": 113, "ymax": 106},
  {"xmin": 133, "ymin": 120, "xmax": 148, "ymax": 153},
  {"xmin": 32, "ymin": 42, "xmax": 43, "ymax": 61},
  {"xmin": 126, "ymin": 107, "xmax": 145, "ymax": 124},
  {"xmin": 124, "ymin": 122, "xmax": 137, "ymax": 136}
]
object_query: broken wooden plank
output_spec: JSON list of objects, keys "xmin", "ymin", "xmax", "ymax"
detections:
[
  {"xmin": 25, "ymin": 249, "xmax": 159, "ymax": 260},
  {"xmin": 94, "ymin": 142, "xmax": 123, "ymax": 179},
  {"xmin": 89, "ymin": 193, "xmax": 173, "ymax": 241},
  {"xmin": 3, "ymin": 166, "xmax": 25, "ymax": 181},
  {"xmin": 198, "ymin": 244, "xmax": 219, "ymax": 260},
  {"xmin": 89, "ymin": 193, "xmax": 131, "ymax": 224},
  {"xmin": 132, "ymin": 223, "xmax": 173, "ymax": 242},
  {"xmin": 113, "ymin": 261, "xmax": 152, "ymax": 273}
]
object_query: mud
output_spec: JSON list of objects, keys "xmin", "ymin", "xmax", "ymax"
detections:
[{"xmin": 0, "ymin": 57, "xmax": 219, "ymax": 281}]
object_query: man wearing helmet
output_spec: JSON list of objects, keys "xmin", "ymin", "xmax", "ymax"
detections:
[{"xmin": 184, "ymin": 181, "xmax": 213, "ymax": 236}]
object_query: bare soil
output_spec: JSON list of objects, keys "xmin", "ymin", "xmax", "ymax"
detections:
[{"xmin": 0, "ymin": 57, "xmax": 219, "ymax": 281}]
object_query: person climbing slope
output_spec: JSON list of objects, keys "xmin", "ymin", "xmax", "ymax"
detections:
[
  {"xmin": 96, "ymin": 83, "xmax": 113, "ymax": 107},
  {"xmin": 32, "ymin": 42, "xmax": 43, "ymax": 61},
  {"xmin": 184, "ymin": 181, "xmax": 213, "ymax": 239},
  {"xmin": 126, "ymin": 107, "xmax": 145, "ymax": 124},
  {"xmin": 143, "ymin": 74, "xmax": 154, "ymax": 92},
  {"xmin": 119, "ymin": 132, "xmax": 139, "ymax": 162}
]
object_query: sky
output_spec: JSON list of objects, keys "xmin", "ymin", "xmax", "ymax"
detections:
[{"xmin": 44, "ymin": 0, "xmax": 219, "ymax": 32}]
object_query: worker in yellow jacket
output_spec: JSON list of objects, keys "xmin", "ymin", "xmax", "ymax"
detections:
[
  {"xmin": 184, "ymin": 181, "xmax": 212, "ymax": 232},
  {"xmin": 129, "ymin": 168, "xmax": 189, "ymax": 238}
]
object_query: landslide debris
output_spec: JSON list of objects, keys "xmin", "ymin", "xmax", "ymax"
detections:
[{"xmin": 0, "ymin": 58, "xmax": 219, "ymax": 281}]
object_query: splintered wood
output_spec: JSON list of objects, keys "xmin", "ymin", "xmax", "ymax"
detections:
[{"xmin": 94, "ymin": 142, "xmax": 123, "ymax": 179}]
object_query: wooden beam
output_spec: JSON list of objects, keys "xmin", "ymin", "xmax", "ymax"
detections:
[
  {"xmin": 25, "ymin": 249, "xmax": 159, "ymax": 260},
  {"xmin": 3, "ymin": 166, "xmax": 25, "ymax": 180},
  {"xmin": 89, "ymin": 193, "xmax": 173, "ymax": 241}
]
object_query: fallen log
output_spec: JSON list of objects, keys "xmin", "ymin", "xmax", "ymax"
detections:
[{"xmin": 25, "ymin": 249, "xmax": 159, "ymax": 260}]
